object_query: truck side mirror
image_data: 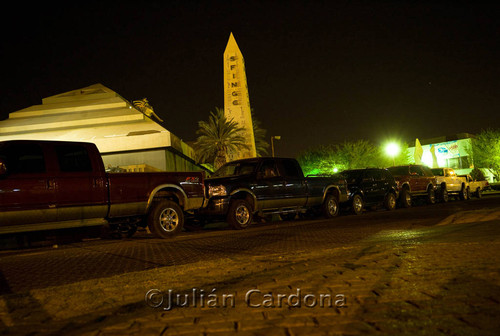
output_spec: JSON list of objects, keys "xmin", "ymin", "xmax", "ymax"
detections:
[{"xmin": 0, "ymin": 157, "xmax": 7, "ymax": 177}]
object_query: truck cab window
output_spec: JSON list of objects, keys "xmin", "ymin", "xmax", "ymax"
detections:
[
  {"xmin": 1, "ymin": 143, "xmax": 45, "ymax": 174},
  {"xmin": 410, "ymin": 166, "xmax": 424, "ymax": 176},
  {"xmin": 278, "ymin": 159, "xmax": 303, "ymax": 178},
  {"xmin": 369, "ymin": 170, "xmax": 385, "ymax": 181},
  {"xmin": 260, "ymin": 160, "xmax": 278, "ymax": 178},
  {"xmin": 56, "ymin": 145, "xmax": 92, "ymax": 172}
]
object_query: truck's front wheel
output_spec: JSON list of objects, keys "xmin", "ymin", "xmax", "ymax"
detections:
[
  {"xmin": 227, "ymin": 199, "xmax": 253, "ymax": 229},
  {"xmin": 148, "ymin": 200, "xmax": 184, "ymax": 238},
  {"xmin": 459, "ymin": 186, "xmax": 467, "ymax": 200},
  {"xmin": 427, "ymin": 187, "xmax": 436, "ymax": 204},
  {"xmin": 351, "ymin": 194, "xmax": 364, "ymax": 215},
  {"xmin": 399, "ymin": 188, "xmax": 412, "ymax": 208},
  {"xmin": 440, "ymin": 188, "xmax": 449, "ymax": 202}
]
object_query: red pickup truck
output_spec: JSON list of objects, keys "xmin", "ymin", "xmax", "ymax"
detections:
[
  {"xmin": 0, "ymin": 140, "xmax": 205, "ymax": 238},
  {"xmin": 387, "ymin": 165, "xmax": 438, "ymax": 207}
]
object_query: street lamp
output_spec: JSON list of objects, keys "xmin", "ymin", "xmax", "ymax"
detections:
[
  {"xmin": 385, "ymin": 142, "xmax": 401, "ymax": 166},
  {"xmin": 271, "ymin": 136, "xmax": 281, "ymax": 157}
]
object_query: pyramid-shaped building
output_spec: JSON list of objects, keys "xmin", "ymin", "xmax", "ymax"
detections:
[{"xmin": 0, "ymin": 84, "xmax": 204, "ymax": 172}]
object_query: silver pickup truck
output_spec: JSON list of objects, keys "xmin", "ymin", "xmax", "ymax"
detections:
[{"xmin": 431, "ymin": 168, "xmax": 469, "ymax": 202}]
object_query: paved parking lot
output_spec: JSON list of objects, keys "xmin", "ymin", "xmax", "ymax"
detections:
[{"xmin": 1, "ymin": 195, "xmax": 500, "ymax": 335}]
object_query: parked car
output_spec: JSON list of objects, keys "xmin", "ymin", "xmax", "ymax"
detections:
[
  {"xmin": 0, "ymin": 140, "xmax": 206, "ymax": 238},
  {"xmin": 201, "ymin": 157, "xmax": 349, "ymax": 229},
  {"xmin": 431, "ymin": 168, "xmax": 469, "ymax": 201},
  {"xmin": 338, "ymin": 168, "xmax": 399, "ymax": 215},
  {"xmin": 387, "ymin": 165, "xmax": 437, "ymax": 207},
  {"xmin": 458, "ymin": 174, "xmax": 490, "ymax": 198}
]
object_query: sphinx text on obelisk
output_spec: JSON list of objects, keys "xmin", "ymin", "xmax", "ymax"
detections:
[{"xmin": 223, "ymin": 33, "xmax": 257, "ymax": 161}]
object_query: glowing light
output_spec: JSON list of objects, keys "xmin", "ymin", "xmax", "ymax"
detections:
[
  {"xmin": 421, "ymin": 151, "xmax": 433, "ymax": 167},
  {"xmin": 385, "ymin": 143, "xmax": 401, "ymax": 157}
]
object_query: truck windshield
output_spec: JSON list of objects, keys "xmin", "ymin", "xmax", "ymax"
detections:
[
  {"xmin": 431, "ymin": 169, "xmax": 444, "ymax": 176},
  {"xmin": 212, "ymin": 161, "xmax": 258, "ymax": 178}
]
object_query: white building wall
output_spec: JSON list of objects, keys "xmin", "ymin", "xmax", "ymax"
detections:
[{"xmin": 0, "ymin": 84, "xmax": 203, "ymax": 172}]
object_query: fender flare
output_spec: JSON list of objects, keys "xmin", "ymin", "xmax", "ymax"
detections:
[
  {"xmin": 401, "ymin": 182, "xmax": 411, "ymax": 192},
  {"xmin": 229, "ymin": 188, "xmax": 258, "ymax": 210},
  {"xmin": 147, "ymin": 184, "xmax": 187, "ymax": 211},
  {"xmin": 322, "ymin": 185, "xmax": 340, "ymax": 202}
]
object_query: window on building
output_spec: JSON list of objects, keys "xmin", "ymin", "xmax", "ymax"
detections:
[{"xmin": 446, "ymin": 156, "xmax": 470, "ymax": 169}]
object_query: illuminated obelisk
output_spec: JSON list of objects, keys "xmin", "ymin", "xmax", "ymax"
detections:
[{"xmin": 223, "ymin": 32, "xmax": 257, "ymax": 161}]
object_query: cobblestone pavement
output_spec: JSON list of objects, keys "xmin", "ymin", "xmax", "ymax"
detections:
[{"xmin": 1, "ymin": 196, "xmax": 500, "ymax": 335}]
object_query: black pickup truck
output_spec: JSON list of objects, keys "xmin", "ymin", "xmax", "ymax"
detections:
[{"xmin": 201, "ymin": 157, "xmax": 349, "ymax": 229}]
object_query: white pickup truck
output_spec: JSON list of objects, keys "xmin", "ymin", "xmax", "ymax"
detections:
[
  {"xmin": 431, "ymin": 168, "xmax": 469, "ymax": 202},
  {"xmin": 459, "ymin": 174, "xmax": 489, "ymax": 198}
]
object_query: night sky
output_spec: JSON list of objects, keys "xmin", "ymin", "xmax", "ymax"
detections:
[{"xmin": 1, "ymin": 1, "xmax": 498, "ymax": 158}]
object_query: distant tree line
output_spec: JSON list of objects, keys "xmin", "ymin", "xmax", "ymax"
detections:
[
  {"xmin": 192, "ymin": 106, "xmax": 499, "ymax": 181},
  {"xmin": 470, "ymin": 129, "xmax": 500, "ymax": 181},
  {"xmin": 297, "ymin": 140, "xmax": 411, "ymax": 176}
]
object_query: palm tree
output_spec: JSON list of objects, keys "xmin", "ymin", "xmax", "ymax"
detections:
[{"xmin": 194, "ymin": 108, "xmax": 249, "ymax": 170}]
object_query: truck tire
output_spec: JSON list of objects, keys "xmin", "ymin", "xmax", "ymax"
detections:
[
  {"xmin": 322, "ymin": 194, "xmax": 340, "ymax": 218},
  {"xmin": 476, "ymin": 187, "xmax": 482, "ymax": 198},
  {"xmin": 441, "ymin": 188, "xmax": 449, "ymax": 203},
  {"xmin": 384, "ymin": 192, "xmax": 397, "ymax": 211},
  {"xmin": 227, "ymin": 199, "xmax": 253, "ymax": 229},
  {"xmin": 427, "ymin": 187, "xmax": 436, "ymax": 204},
  {"xmin": 465, "ymin": 187, "xmax": 471, "ymax": 200},
  {"xmin": 399, "ymin": 189, "xmax": 412, "ymax": 208},
  {"xmin": 148, "ymin": 200, "xmax": 184, "ymax": 238},
  {"xmin": 459, "ymin": 186, "xmax": 467, "ymax": 200},
  {"xmin": 351, "ymin": 194, "xmax": 364, "ymax": 215}
]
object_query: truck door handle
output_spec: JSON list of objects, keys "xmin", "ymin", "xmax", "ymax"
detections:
[{"xmin": 47, "ymin": 178, "xmax": 56, "ymax": 190}]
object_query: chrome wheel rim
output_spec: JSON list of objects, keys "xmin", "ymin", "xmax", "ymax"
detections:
[
  {"xmin": 327, "ymin": 198, "xmax": 338, "ymax": 216},
  {"xmin": 388, "ymin": 194, "xmax": 396, "ymax": 209},
  {"xmin": 404, "ymin": 191, "xmax": 411, "ymax": 204},
  {"xmin": 235, "ymin": 205, "xmax": 250, "ymax": 225},
  {"xmin": 159, "ymin": 208, "xmax": 179, "ymax": 232},
  {"xmin": 353, "ymin": 196, "xmax": 363, "ymax": 212}
]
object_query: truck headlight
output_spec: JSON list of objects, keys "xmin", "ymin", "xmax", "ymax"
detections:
[{"xmin": 208, "ymin": 184, "xmax": 227, "ymax": 197}]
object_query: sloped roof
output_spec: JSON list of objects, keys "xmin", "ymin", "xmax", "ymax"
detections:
[{"xmin": 0, "ymin": 84, "xmax": 194, "ymax": 158}]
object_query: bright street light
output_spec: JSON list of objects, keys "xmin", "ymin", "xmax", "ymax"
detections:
[{"xmin": 385, "ymin": 142, "xmax": 401, "ymax": 166}]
